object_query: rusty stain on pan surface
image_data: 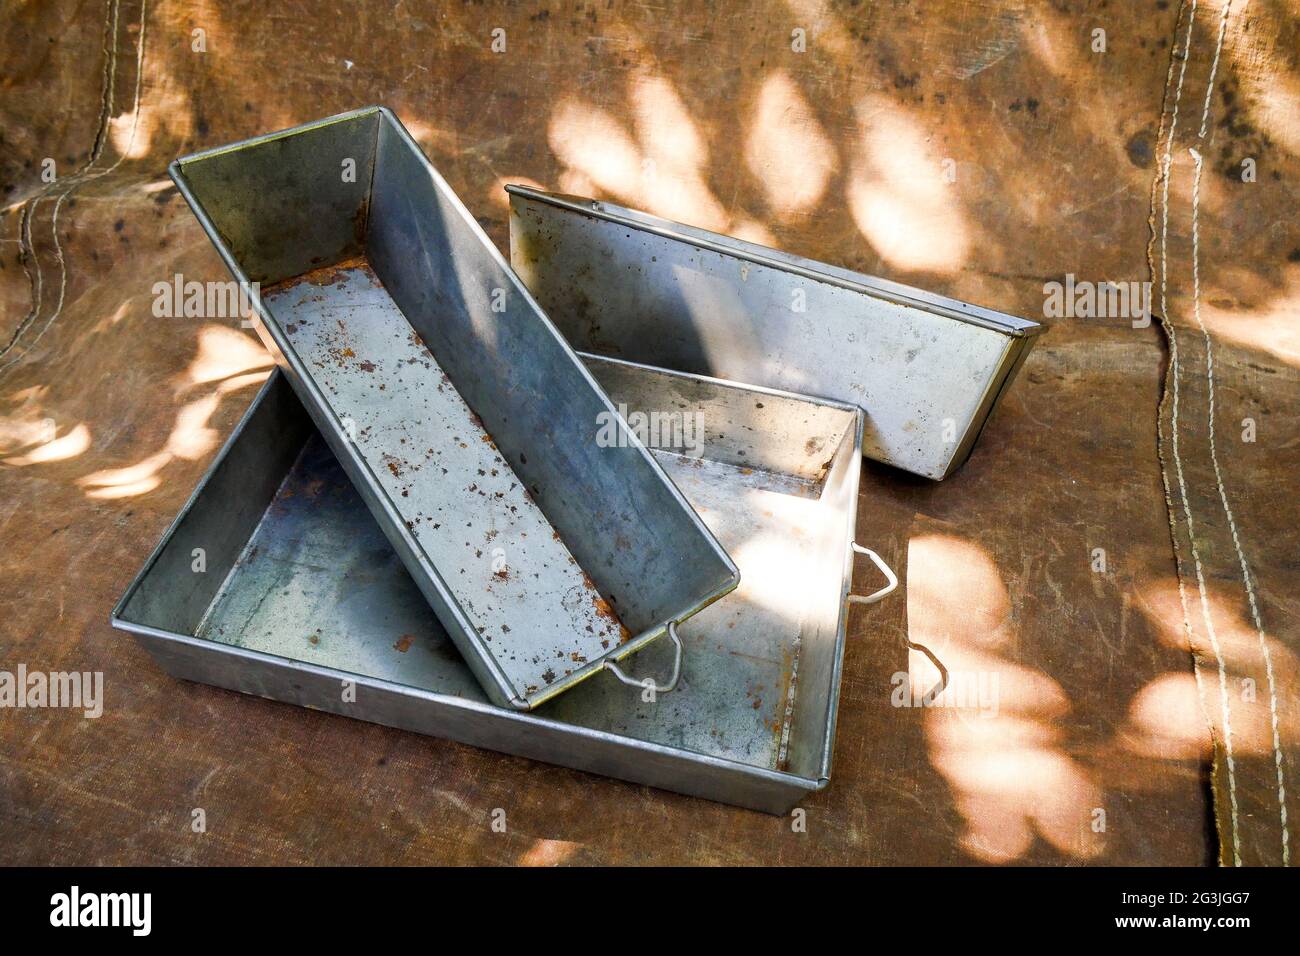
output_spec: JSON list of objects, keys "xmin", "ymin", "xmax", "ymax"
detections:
[{"xmin": 165, "ymin": 108, "xmax": 739, "ymax": 710}]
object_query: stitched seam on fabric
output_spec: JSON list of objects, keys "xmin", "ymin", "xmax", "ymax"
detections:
[
  {"xmin": 0, "ymin": 1, "xmax": 150, "ymax": 380},
  {"xmin": 1155, "ymin": 0, "xmax": 1243, "ymax": 868}
]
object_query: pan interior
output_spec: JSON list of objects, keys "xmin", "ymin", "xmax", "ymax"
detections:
[
  {"xmin": 196, "ymin": 395, "xmax": 856, "ymax": 772},
  {"xmin": 261, "ymin": 260, "xmax": 625, "ymax": 698}
]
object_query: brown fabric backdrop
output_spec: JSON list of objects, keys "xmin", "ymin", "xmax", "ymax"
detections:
[{"xmin": 1, "ymin": 0, "xmax": 1294, "ymax": 864}]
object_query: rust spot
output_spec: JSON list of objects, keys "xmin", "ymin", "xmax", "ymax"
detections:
[
  {"xmin": 394, "ymin": 634, "xmax": 414, "ymax": 653},
  {"xmin": 264, "ymin": 255, "xmax": 372, "ymax": 293}
]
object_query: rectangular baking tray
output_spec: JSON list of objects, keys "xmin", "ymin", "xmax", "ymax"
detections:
[
  {"xmin": 111, "ymin": 357, "xmax": 868, "ymax": 814},
  {"xmin": 167, "ymin": 108, "xmax": 738, "ymax": 711},
  {"xmin": 507, "ymin": 185, "xmax": 1043, "ymax": 481}
]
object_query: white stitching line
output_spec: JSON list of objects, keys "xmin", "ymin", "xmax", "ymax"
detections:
[
  {"xmin": 1151, "ymin": 3, "xmax": 1216, "ymax": 743},
  {"xmin": 1159, "ymin": 0, "xmax": 1244, "ymax": 868},
  {"xmin": 1189, "ymin": 143, "xmax": 1289, "ymax": 866},
  {"xmin": 1198, "ymin": 1, "xmax": 1233, "ymax": 140},
  {"xmin": 0, "ymin": 0, "xmax": 149, "ymax": 380},
  {"xmin": 0, "ymin": 0, "xmax": 119, "ymax": 361},
  {"xmin": 1150, "ymin": 0, "xmax": 1215, "ymax": 750},
  {"xmin": 1188, "ymin": 0, "xmax": 1288, "ymax": 861},
  {"xmin": 1192, "ymin": 0, "xmax": 1288, "ymax": 869},
  {"xmin": 5, "ymin": 202, "xmax": 43, "ymax": 354},
  {"xmin": 1156, "ymin": 2, "xmax": 1194, "ymax": 655}
]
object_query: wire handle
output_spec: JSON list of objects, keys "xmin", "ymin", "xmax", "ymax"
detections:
[
  {"xmin": 847, "ymin": 544, "xmax": 899, "ymax": 604},
  {"xmin": 845, "ymin": 544, "xmax": 947, "ymax": 700},
  {"xmin": 604, "ymin": 620, "xmax": 683, "ymax": 693}
]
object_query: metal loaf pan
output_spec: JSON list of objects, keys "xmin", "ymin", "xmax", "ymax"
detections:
[
  {"xmin": 167, "ymin": 108, "xmax": 738, "ymax": 711},
  {"xmin": 111, "ymin": 358, "xmax": 888, "ymax": 814},
  {"xmin": 507, "ymin": 186, "xmax": 1043, "ymax": 481}
]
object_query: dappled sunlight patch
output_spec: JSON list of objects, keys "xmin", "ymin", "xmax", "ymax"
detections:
[
  {"xmin": 489, "ymin": 175, "xmax": 545, "ymax": 209},
  {"xmin": 631, "ymin": 73, "xmax": 709, "ymax": 173},
  {"xmin": 144, "ymin": 79, "xmax": 195, "ymax": 154},
  {"xmin": 518, "ymin": 838, "xmax": 580, "ymax": 867},
  {"xmin": 556, "ymin": 167, "xmax": 597, "ymax": 200},
  {"xmin": 2, "ymin": 423, "xmax": 91, "ymax": 467},
  {"xmin": 1250, "ymin": 79, "xmax": 1300, "ymax": 156},
  {"xmin": 0, "ymin": 416, "xmax": 48, "ymax": 456},
  {"xmin": 183, "ymin": 324, "xmax": 272, "ymax": 388},
  {"xmin": 215, "ymin": 370, "xmax": 271, "ymax": 395},
  {"xmin": 1022, "ymin": 19, "xmax": 1068, "ymax": 77},
  {"xmin": 930, "ymin": 711, "xmax": 1107, "ymax": 863},
  {"xmin": 1132, "ymin": 578, "xmax": 1194, "ymax": 652},
  {"xmin": 846, "ymin": 98, "xmax": 970, "ymax": 275},
  {"xmin": 628, "ymin": 73, "xmax": 728, "ymax": 230},
  {"xmin": 1231, "ymin": 15, "xmax": 1300, "ymax": 157},
  {"xmin": 1198, "ymin": 268, "xmax": 1300, "ymax": 367},
  {"xmin": 908, "ymin": 642, "xmax": 1071, "ymax": 722},
  {"xmin": 108, "ymin": 104, "xmax": 153, "ymax": 162},
  {"xmin": 6, "ymin": 385, "xmax": 48, "ymax": 403},
  {"xmin": 1120, "ymin": 672, "xmax": 1211, "ymax": 761},
  {"xmin": 1137, "ymin": 577, "xmax": 1300, "ymax": 696},
  {"xmin": 907, "ymin": 531, "xmax": 1105, "ymax": 862},
  {"xmin": 91, "ymin": 298, "xmax": 135, "ymax": 335},
  {"xmin": 78, "ymin": 450, "xmax": 170, "ymax": 500},
  {"xmin": 83, "ymin": 476, "xmax": 163, "ymax": 500},
  {"xmin": 779, "ymin": 0, "xmax": 856, "ymax": 58},
  {"xmin": 166, "ymin": 393, "xmax": 220, "ymax": 461},
  {"xmin": 730, "ymin": 219, "xmax": 778, "ymax": 247},
  {"xmin": 72, "ymin": 342, "xmax": 269, "ymax": 501},
  {"xmin": 907, "ymin": 533, "xmax": 1013, "ymax": 651},
  {"xmin": 1134, "ymin": 577, "xmax": 1299, "ymax": 752},
  {"xmin": 745, "ymin": 72, "xmax": 837, "ymax": 221},
  {"xmin": 725, "ymin": 493, "xmax": 834, "ymax": 619},
  {"xmin": 548, "ymin": 76, "xmax": 732, "ymax": 233},
  {"xmin": 548, "ymin": 98, "xmax": 645, "ymax": 203}
]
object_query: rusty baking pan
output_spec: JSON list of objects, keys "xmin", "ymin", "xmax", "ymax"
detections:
[
  {"xmin": 507, "ymin": 186, "xmax": 1043, "ymax": 481},
  {"xmin": 111, "ymin": 357, "xmax": 894, "ymax": 813},
  {"xmin": 168, "ymin": 108, "xmax": 738, "ymax": 710}
]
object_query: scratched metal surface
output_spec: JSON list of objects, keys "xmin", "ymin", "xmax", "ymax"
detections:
[
  {"xmin": 508, "ymin": 187, "xmax": 1040, "ymax": 480},
  {"xmin": 263, "ymin": 262, "xmax": 626, "ymax": 700},
  {"xmin": 10, "ymin": 0, "xmax": 1291, "ymax": 863},
  {"xmin": 190, "ymin": 436, "xmax": 842, "ymax": 772},
  {"xmin": 167, "ymin": 107, "xmax": 740, "ymax": 711},
  {"xmin": 137, "ymin": 362, "xmax": 861, "ymax": 795},
  {"xmin": 540, "ymin": 452, "xmax": 834, "ymax": 769},
  {"xmin": 195, "ymin": 434, "xmax": 485, "ymax": 700}
]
